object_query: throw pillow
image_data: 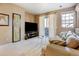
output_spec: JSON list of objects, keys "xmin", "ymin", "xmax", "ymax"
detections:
[{"xmin": 66, "ymin": 38, "xmax": 79, "ymax": 49}]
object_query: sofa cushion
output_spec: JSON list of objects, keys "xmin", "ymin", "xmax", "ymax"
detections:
[
  {"xmin": 49, "ymin": 40, "xmax": 66, "ymax": 46},
  {"xmin": 45, "ymin": 44, "xmax": 71, "ymax": 56},
  {"xmin": 49, "ymin": 40, "xmax": 60, "ymax": 44},
  {"xmin": 66, "ymin": 38, "xmax": 79, "ymax": 49},
  {"xmin": 56, "ymin": 41, "xmax": 66, "ymax": 46}
]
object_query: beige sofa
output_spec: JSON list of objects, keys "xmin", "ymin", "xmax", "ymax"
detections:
[{"xmin": 43, "ymin": 44, "xmax": 79, "ymax": 56}]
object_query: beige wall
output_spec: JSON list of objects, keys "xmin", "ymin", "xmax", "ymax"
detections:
[
  {"xmin": 0, "ymin": 3, "xmax": 25, "ymax": 45},
  {"xmin": 35, "ymin": 15, "xmax": 39, "ymax": 34},
  {"xmin": 75, "ymin": 4, "xmax": 79, "ymax": 28},
  {"xmin": 25, "ymin": 13, "xmax": 36, "ymax": 23},
  {"xmin": 35, "ymin": 15, "xmax": 39, "ymax": 23},
  {"xmin": 76, "ymin": 12, "xmax": 79, "ymax": 28}
]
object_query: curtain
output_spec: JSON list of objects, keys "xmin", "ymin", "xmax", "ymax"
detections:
[
  {"xmin": 39, "ymin": 15, "xmax": 45, "ymax": 37},
  {"xmin": 48, "ymin": 13, "xmax": 57, "ymax": 39}
]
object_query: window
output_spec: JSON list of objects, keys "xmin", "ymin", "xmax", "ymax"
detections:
[
  {"xmin": 61, "ymin": 12, "xmax": 75, "ymax": 28},
  {"xmin": 44, "ymin": 16, "xmax": 49, "ymax": 36},
  {"xmin": 44, "ymin": 16, "xmax": 49, "ymax": 28}
]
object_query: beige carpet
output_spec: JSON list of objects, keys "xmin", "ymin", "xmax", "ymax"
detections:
[{"xmin": 0, "ymin": 37, "xmax": 49, "ymax": 56}]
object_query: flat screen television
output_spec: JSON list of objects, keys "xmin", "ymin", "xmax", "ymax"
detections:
[{"xmin": 25, "ymin": 22, "xmax": 38, "ymax": 33}]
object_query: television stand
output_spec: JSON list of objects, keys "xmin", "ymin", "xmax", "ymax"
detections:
[{"xmin": 25, "ymin": 31, "xmax": 38, "ymax": 39}]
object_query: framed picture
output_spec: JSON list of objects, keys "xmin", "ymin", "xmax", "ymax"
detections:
[
  {"xmin": 12, "ymin": 13, "xmax": 21, "ymax": 42},
  {"xmin": 0, "ymin": 13, "xmax": 9, "ymax": 26}
]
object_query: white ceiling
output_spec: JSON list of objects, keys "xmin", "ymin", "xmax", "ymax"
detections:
[{"xmin": 15, "ymin": 3, "xmax": 76, "ymax": 14}]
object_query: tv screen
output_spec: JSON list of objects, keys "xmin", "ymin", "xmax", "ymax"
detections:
[{"xmin": 25, "ymin": 22, "xmax": 38, "ymax": 32}]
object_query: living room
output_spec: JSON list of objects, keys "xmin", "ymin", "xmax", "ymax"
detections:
[{"xmin": 0, "ymin": 3, "xmax": 79, "ymax": 56}]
